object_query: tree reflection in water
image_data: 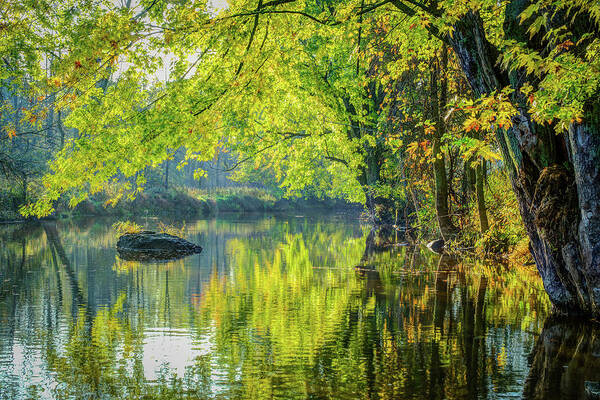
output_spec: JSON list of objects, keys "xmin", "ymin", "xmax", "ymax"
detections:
[
  {"xmin": 0, "ymin": 215, "xmax": 591, "ymax": 400},
  {"xmin": 523, "ymin": 318, "xmax": 600, "ymax": 400}
]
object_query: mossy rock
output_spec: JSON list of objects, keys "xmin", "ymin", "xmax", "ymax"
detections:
[{"xmin": 117, "ymin": 231, "xmax": 202, "ymax": 261}]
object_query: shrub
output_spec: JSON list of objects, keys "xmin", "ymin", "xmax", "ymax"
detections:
[
  {"xmin": 476, "ymin": 171, "xmax": 526, "ymax": 255},
  {"xmin": 157, "ymin": 221, "xmax": 186, "ymax": 237},
  {"xmin": 112, "ymin": 220, "xmax": 143, "ymax": 235}
]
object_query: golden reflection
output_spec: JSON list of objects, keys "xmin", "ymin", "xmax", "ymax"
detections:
[{"xmin": 0, "ymin": 217, "xmax": 558, "ymax": 400}]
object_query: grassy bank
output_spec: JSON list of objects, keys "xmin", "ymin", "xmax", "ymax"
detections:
[
  {"xmin": 465, "ymin": 172, "xmax": 527, "ymax": 256},
  {"xmin": 0, "ymin": 186, "xmax": 358, "ymax": 222}
]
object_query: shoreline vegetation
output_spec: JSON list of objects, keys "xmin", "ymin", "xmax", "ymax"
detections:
[
  {"xmin": 2, "ymin": 172, "xmax": 531, "ymax": 267},
  {"xmin": 0, "ymin": 186, "xmax": 361, "ymax": 223}
]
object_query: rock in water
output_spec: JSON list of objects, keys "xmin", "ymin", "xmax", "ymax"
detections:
[
  {"xmin": 117, "ymin": 231, "xmax": 202, "ymax": 261},
  {"xmin": 426, "ymin": 239, "xmax": 445, "ymax": 254}
]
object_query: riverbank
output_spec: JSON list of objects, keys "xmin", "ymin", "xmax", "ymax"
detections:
[
  {"xmin": 0, "ymin": 187, "xmax": 360, "ymax": 222},
  {"xmin": 414, "ymin": 171, "xmax": 530, "ymax": 266}
]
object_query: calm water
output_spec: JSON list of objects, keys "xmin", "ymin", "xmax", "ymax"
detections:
[{"xmin": 0, "ymin": 214, "xmax": 599, "ymax": 400}]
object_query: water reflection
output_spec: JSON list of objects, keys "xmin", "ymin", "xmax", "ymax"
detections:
[
  {"xmin": 0, "ymin": 214, "xmax": 589, "ymax": 399},
  {"xmin": 523, "ymin": 318, "xmax": 600, "ymax": 400}
]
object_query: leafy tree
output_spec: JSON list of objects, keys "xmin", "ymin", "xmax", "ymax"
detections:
[{"xmin": 5, "ymin": 0, "xmax": 600, "ymax": 316}]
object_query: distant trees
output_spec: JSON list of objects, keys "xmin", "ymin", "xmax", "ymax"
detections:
[{"xmin": 0, "ymin": 82, "xmax": 67, "ymax": 211}]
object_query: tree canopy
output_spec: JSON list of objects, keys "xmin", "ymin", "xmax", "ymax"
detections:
[{"xmin": 3, "ymin": 0, "xmax": 600, "ymax": 315}]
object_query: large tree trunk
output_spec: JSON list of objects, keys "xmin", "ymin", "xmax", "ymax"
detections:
[
  {"xmin": 566, "ymin": 116, "xmax": 600, "ymax": 312},
  {"xmin": 447, "ymin": 6, "xmax": 600, "ymax": 316},
  {"xmin": 359, "ymin": 149, "xmax": 396, "ymax": 225}
]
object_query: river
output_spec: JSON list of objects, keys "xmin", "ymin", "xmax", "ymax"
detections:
[{"xmin": 0, "ymin": 213, "xmax": 598, "ymax": 399}]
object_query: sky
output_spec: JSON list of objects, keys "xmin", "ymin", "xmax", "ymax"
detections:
[{"xmin": 110, "ymin": 0, "xmax": 230, "ymax": 83}]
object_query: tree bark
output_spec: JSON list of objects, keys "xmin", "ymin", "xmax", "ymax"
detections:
[
  {"xmin": 462, "ymin": 157, "xmax": 475, "ymax": 202},
  {"xmin": 430, "ymin": 46, "xmax": 457, "ymax": 239},
  {"xmin": 358, "ymin": 151, "xmax": 395, "ymax": 225},
  {"xmin": 475, "ymin": 157, "xmax": 488, "ymax": 233},
  {"xmin": 432, "ymin": 137, "xmax": 455, "ymax": 238},
  {"xmin": 443, "ymin": 4, "xmax": 600, "ymax": 316},
  {"xmin": 164, "ymin": 158, "xmax": 169, "ymax": 190},
  {"xmin": 21, "ymin": 176, "xmax": 27, "ymax": 205}
]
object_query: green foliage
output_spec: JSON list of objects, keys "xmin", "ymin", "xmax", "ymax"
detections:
[
  {"xmin": 461, "ymin": 171, "xmax": 526, "ymax": 255},
  {"xmin": 157, "ymin": 221, "xmax": 187, "ymax": 237},
  {"xmin": 479, "ymin": 172, "xmax": 525, "ymax": 254},
  {"xmin": 187, "ymin": 186, "xmax": 277, "ymax": 204},
  {"xmin": 478, "ymin": 221, "xmax": 523, "ymax": 255},
  {"xmin": 112, "ymin": 220, "xmax": 143, "ymax": 235}
]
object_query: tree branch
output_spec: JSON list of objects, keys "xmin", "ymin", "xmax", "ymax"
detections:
[
  {"xmin": 388, "ymin": 0, "xmax": 445, "ymax": 41},
  {"xmin": 358, "ymin": 0, "xmax": 391, "ymax": 16},
  {"xmin": 325, "ymin": 155, "xmax": 350, "ymax": 166},
  {"xmin": 224, "ymin": 9, "xmax": 331, "ymax": 25},
  {"xmin": 262, "ymin": 0, "xmax": 296, "ymax": 7}
]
